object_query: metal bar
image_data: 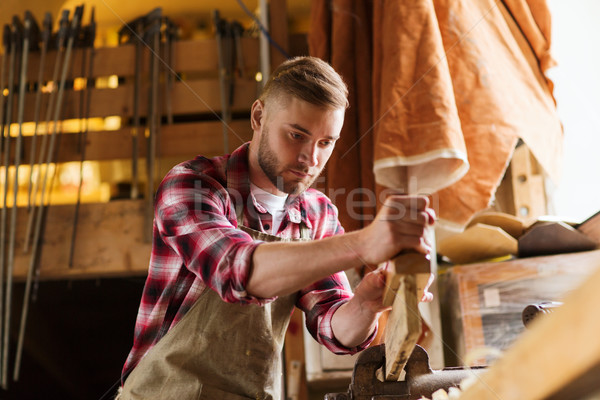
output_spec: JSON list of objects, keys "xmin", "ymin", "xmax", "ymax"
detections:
[
  {"xmin": 258, "ymin": 0, "xmax": 270, "ymax": 91},
  {"xmin": 213, "ymin": 10, "xmax": 231, "ymax": 154},
  {"xmin": 0, "ymin": 18, "xmax": 21, "ymax": 389},
  {"xmin": 26, "ymin": 13, "xmax": 51, "ymax": 211},
  {"xmin": 144, "ymin": 10, "xmax": 161, "ymax": 242},
  {"xmin": 6, "ymin": 12, "xmax": 34, "ymax": 383},
  {"xmin": 130, "ymin": 20, "xmax": 143, "ymax": 200},
  {"xmin": 232, "ymin": 21, "xmax": 245, "ymax": 79},
  {"xmin": 23, "ymin": 10, "xmax": 69, "ymax": 253},
  {"xmin": 0, "ymin": 25, "xmax": 10, "ymax": 167},
  {"xmin": 14, "ymin": 6, "xmax": 82, "ymax": 382},
  {"xmin": 164, "ymin": 19, "xmax": 174, "ymax": 126},
  {"xmin": 67, "ymin": 7, "xmax": 95, "ymax": 269},
  {"xmin": 0, "ymin": 22, "xmax": 14, "ymax": 389}
]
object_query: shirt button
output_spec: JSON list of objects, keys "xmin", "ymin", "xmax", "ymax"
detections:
[{"xmin": 264, "ymin": 224, "xmax": 270, "ymax": 230}]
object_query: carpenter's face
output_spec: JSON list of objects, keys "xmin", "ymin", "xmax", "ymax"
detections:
[{"xmin": 256, "ymin": 97, "xmax": 344, "ymax": 195}]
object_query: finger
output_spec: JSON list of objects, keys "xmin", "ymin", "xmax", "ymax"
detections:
[
  {"xmin": 398, "ymin": 236, "xmax": 432, "ymax": 255},
  {"xmin": 403, "ymin": 210, "xmax": 433, "ymax": 226},
  {"xmin": 386, "ymin": 195, "xmax": 429, "ymax": 211},
  {"xmin": 362, "ymin": 269, "xmax": 386, "ymax": 288},
  {"xmin": 418, "ymin": 236, "xmax": 433, "ymax": 255},
  {"xmin": 391, "ymin": 222, "xmax": 427, "ymax": 238},
  {"xmin": 422, "ymin": 226, "xmax": 435, "ymax": 248},
  {"xmin": 376, "ymin": 261, "xmax": 390, "ymax": 273},
  {"xmin": 370, "ymin": 268, "xmax": 386, "ymax": 287},
  {"xmin": 425, "ymin": 207, "xmax": 437, "ymax": 225}
]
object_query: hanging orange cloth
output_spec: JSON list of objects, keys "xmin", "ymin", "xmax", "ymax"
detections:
[
  {"xmin": 311, "ymin": 0, "xmax": 562, "ymax": 229},
  {"xmin": 373, "ymin": 0, "xmax": 562, "ymax": 227}
]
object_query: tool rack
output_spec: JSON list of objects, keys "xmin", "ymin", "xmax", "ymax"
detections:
[{"xmin": 0, "ymin": 36, "xmax": 260, "ymax": 281}]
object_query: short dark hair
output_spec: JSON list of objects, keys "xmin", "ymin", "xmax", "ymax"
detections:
[{"xmin": 259, "ymin": 56, "xmax": 349, "ymax": 110}]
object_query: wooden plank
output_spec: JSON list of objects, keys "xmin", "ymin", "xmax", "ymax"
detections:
[
  {"xmin": 3, "ymin": 38, "xmax": 259, "ymax": 82},
  {"xmin": 458, "ymin": 259, "xmax": 600, "ymax": 400},
  {"xmin": 577, "ymin": 211, "xmax": 600, "ymax": 244},
  {"xmin": 466, "ymin": 211, "xmax": 526, "ymax": 239},
  {"xmin": 172, "ymin": 38, "xmax": 259, "ymax": 76},
  {"xmin": 518, "ymin": 221, "xmax": 597, "ymax": 258},
  {"xmin": 381, "ymin": 252, "xmax": 430, "ymax": 381},
  {"xmin": 510, "ymin": 144, "xmax": 546, "ymax": 220},
  {"xmin": 12, "ymin": 200, "xmax": 151, "ymax": 281},
  {"xmin": 382, "ymin": 274, "xmax": 422, "ymax": 381},
  {"xmin": 438, "ymin": 223, "xmax": 518, "ymax": 264},
  {"xmin": 16, "ymin": 78, "xmax": 257, "ymax": 122},
  {"xmin": 9, "ymin": 120, "xmax": 253, "ymax": 165}
]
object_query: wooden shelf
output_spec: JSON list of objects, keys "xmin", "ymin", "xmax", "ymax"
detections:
[
  {"xmin": 1, "ymin": 37, "xmax": 260, "ymax": 280},
  {"xmin": 13, "ymin": 199, "xmax": 150, "ymax": 281},
  {"xmin": 7, "ymin": 120, "xmax": 253, "ymax": 165}
]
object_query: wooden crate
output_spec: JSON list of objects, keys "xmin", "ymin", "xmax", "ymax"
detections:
[{"xmin": 439, "ymin": 249, "xmax": 600, "ymax": 367}]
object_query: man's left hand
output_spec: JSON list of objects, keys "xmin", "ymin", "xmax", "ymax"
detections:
[{"xmin": 354, "ymin": 266, "xmax": 435, "ymax": 314}]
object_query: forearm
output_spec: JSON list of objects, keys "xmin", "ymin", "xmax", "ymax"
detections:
[
  {"xmin": 246, "ymin": 230, "xmax": 365, "ymax": 298},
  {"xmin": 247, "ymin": 194, "xmax": 435, "ymax": 300},
  {"xmin": 330, "ymin": 297, "xmax": 379, "ymax": 348}
]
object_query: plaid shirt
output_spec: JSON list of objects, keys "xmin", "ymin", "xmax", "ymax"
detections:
[{"xmin": 122, "ymin": 143, "xmax": 375, "ymax": 381}]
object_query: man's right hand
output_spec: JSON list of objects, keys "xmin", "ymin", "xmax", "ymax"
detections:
[{"xmin": 356, "ymin": 195, "xmax": 436, "ymax": 266}]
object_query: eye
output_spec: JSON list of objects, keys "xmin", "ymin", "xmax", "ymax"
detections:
[
  {"xmin": 319, "ymin": 140, "xmax": 334, "ymax": 147},
  {"xmin": 290, "ymin": 132, "xmax": 304, "ymax": 140}
]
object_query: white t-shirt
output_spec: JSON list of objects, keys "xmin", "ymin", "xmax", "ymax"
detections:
[{"xmin": 250, "ymin": 183, "xmax": 288, "ymax": 234}]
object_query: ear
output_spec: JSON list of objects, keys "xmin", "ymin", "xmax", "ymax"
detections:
[{"xmin": 250, "ymin": 99, "xmax": 265, "ymax": 132}]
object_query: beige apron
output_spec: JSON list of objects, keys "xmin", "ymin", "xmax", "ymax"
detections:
[{"xmin": 120, "ymin": 216, "xmax": 310, "ymax": 400}]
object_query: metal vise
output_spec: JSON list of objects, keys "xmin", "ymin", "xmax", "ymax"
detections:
[{"xmin": 324, "ymin": 344, "xmax": 484, "ymax": 400}]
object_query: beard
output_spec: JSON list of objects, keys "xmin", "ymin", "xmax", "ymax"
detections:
[{"xmin": 257, "ymin": 126, "xmax": 319, "ymax": 195}]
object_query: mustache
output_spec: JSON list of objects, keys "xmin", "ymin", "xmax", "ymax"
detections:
[{"xmin": 290, "ymin": 165, "xmax": 311, "ymax": 175}]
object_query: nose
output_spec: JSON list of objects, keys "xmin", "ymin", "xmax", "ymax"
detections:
[{"xmin": 299, "ymin": 143, "xmax": 319, "ymax": 167}]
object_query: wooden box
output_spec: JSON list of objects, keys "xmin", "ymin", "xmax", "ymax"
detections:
[{"xmin": 439, "ymin": 249, "xmax": 600, "ymax": 366}]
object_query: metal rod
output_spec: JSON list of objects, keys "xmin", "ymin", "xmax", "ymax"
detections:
[
  {"xmin": 5, "ymin": 11, "xmax": 35, "ymax": 385},
  {"xmin": 130, "ymin": 20, "xmax": 143, "ymax": 200},
  {"xmin": 0, "ymin": 19, "xmax": 21, "ymax": 389},
  {"xmin": 0, "ymin": 25, "xmax": 10, "ymax": 168},
  {"xmin": 258, "ymin": 0, "xmax": 270, "ymax": 91},
  {"xmin": 13, "ymin": 6, "xmax": 82, "ymax": 381},
  {"xmin": 68, "ymin": 7, "xmax": 95, "ymax": 270},
  {"xmin": 164, "ymin": 20, "xmax": 175, "ymax": 126},
  {"xmin": 144, "ymin": 10, "xmax": 161, "ymax": 242},
  {"xmin": 25, "ymin": 13, "xmax": 48, "ymax": 211},
  {"xmin": 23, "ymin": 10, "xmax": 69, "ymax": 253},
  {"xmin": 213, "ymin": 10, "xmax": 231, "ymax": 155},
  {"xmin": 0, "ymin": 22, "xmax": 14, "ymax": 389},
  {"xmin": 232, "ymin": 21, "xmax": 245, "ymax": 79}
]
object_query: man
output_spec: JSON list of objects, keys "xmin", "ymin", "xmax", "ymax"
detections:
[{"xmin": 118, "ymin": 56, "xmax": 435, "ymax": 400}]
